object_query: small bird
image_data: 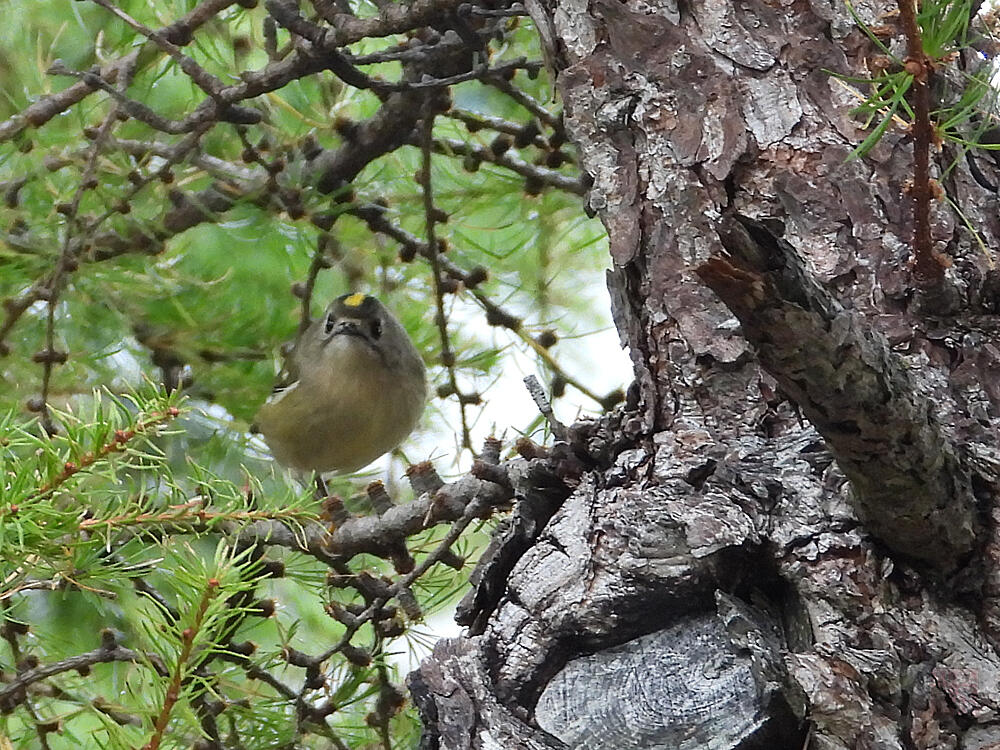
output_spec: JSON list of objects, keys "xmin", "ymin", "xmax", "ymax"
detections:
[{"xmin": 254, "ymin": 293, "xmax": 426, "ymax": 474}]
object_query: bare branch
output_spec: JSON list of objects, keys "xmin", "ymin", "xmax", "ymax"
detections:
[
  {"xmin": 228, "ymin": 470, "xmax": 511, "ymax": 564},
  {"xmin": 429, "ymin": 136, "xmax": 586, "ymax": 194},
  {"xmin": 524, "ymin": 375, "xmax": 568, "ymax": 440},
  {"xmin": 697, "ymin": 214, "xmax": 979, "ymax": 569},
  {"xmin": 0, "ymin": 637, "xmax": 142, "ymax": 712},
  {"xmin": 0, "ymin": 0, "xmax": 239, "ymax": 143}
]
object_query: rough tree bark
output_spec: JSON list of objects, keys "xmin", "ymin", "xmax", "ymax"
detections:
[{"xmin": 411, "ymin": 0, "xmax": 1000, "ymax": 747}]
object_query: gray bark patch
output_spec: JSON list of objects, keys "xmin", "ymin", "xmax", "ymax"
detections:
[{"xmin": 536, "ymin": 615, "xmax": 764, "ymax": 749}]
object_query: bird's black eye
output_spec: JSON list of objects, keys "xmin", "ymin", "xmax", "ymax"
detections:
[
  {"xmin": 371, "ymin": 318, "xmax": 383, "ymax": 339},
  {"xmin": 324, "ymin": 313, "xmax": 336, "ymax": 335}
]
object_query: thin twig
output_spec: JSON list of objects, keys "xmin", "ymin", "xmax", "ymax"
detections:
[
  {"xmin": 143, "ymin": 579, "xmax": 220, "ymax": 750},
  {"xmin": 299, "ymin": 235, "xmax": 335, "ymax": 336},
  {"xmin": 445, "ymin": 108, "xmax": 550, "ymax": 149},
  {"xmin": 32, "ymin": 407, "xmax": 180, "ymax": 498},
  {"xmin": 0, "ymin": 633, "xmax": 143, "ymax": 709},
  {"xmin": 1, "ymin": 601, "xmax": 52, "ymax": 748},
  {"xmin": 316, "ymin": 495, "xmax": 490, "ymax": 663},
  {"xmin": 0, "ymin": 124, "xmax": 212, "ymax": 353},
  {"xmin": 523, "ymin": 375, "xmax": 568, "ymax": 440},
  {"xmin": 896, "ymin": 0, "xmax": 944, "ymax": 285},
  {"xmin": 87, "ymin": 0, "xmax": 226, "ymax": 98},
  {"xmin": 35, "ymin": 62, "xmax": 138, "ymax": 433},
  {"xmin": 484, "ymin": 75, "xmax": 561, "ymax": 130},
  {"xmin": 429, "ymin": 136, "xmax": 585, "ymax": 194},
  {"xmin": 0, "ymin": 0, "xmax": 236, "ymax": 143},
  {"xmin": 420, "ymin": 103, "xmax": 473, "ymax": 451}
]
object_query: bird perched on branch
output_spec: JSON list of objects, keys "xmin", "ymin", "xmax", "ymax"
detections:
[{"xmin": 254, "ymin": 293, "xmax": 426, "ymax": 476}]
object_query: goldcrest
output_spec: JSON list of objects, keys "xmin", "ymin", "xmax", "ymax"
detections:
[{"xmin": 254, "ymin": 293, "xmax": 426, "ymax": 473}]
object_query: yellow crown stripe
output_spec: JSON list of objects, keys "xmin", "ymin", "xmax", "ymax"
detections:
[{"xmin": 344, "ymin": 293, "xmax": 367, "ymax": 307}]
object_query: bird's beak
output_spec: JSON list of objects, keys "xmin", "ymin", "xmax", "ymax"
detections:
[{"xmin": 329, "ymin": 318, "xmax": 368, "ymax": 342}]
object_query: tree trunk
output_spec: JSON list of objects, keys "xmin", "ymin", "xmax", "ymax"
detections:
[{"xmin": 410, "ymin": 0, "xmax": 1000, "ymax": 747}]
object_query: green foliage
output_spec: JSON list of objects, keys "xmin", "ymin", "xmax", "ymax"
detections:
[
  {"xmin": 838, "ymin": 0, "xmax": 997, "ymax": 161},
  {"xmin": 0, "ymin": 383, "xmax": 498, "ymax": 749}
]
